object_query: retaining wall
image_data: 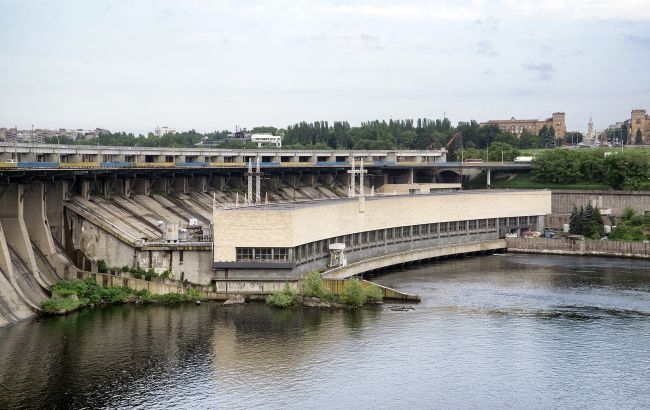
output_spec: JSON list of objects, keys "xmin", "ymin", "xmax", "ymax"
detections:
[
  {"xmin": 552, "ymin": 190, "xmax": 650, "ymax": 215},
  {"xmin": 506, "ymin": 237, "xmax": 650, "ymax": 258}
]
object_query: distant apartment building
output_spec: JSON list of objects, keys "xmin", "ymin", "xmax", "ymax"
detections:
[
  {"xmin": 630, "ymin": 109, "xmax": 650, "ymax": 144},
  {"xmin": 0, "ymin": 127, "xmax": 108, "ymax": 143},
  {"xmin": 154, "ymin": 126, "xmax": 176, "ymax": 137},
  {"xmin": 480, "ymin": 112, "xmax": 566, "ymax": 139}
]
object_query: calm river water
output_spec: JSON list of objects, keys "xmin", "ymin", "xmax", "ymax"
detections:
[{"xmin": 1, "ymin": 254, "xmax": 649, "ymax": 409}]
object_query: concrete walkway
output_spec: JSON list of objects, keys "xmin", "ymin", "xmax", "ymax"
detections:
[{"xmin": 322, "ymin": 239, "xmax": 507, "ymax": 279}]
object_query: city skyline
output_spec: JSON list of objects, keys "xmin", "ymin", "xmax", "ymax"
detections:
[{"xmin": 1, "ymin": 0, "xmax": 649, "ymax": 135}]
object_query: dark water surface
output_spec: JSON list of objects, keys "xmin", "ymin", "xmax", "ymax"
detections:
[{"xmin": 1, "ymin": 254, "xmax": 649, "ymax": 409}]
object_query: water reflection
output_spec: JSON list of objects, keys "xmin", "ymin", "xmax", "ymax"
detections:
[{"xmin": 0, "ymin": 254, "xmax": 648, "ymax": 409}]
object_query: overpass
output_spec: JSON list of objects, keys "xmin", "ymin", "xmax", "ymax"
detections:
[{"xmin": 0, "ymin": 143, "xmax": 531, "ymax": 188}]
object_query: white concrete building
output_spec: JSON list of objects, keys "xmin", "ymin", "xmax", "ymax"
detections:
[{"xmin": 250, "ymin": 133, "xmax": 281, "ymax": 148}]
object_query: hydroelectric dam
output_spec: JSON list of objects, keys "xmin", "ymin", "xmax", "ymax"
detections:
[{"xmin": 0, "ymin": 143, "xmax": 547, "ymax": 327}]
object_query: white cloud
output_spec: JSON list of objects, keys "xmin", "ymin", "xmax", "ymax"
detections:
[{"xmin": 203, "ymin": 0, "xmax": 650, "ymax": 22}]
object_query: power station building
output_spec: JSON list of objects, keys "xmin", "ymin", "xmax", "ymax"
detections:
[{"xmin": 212, "ymin": 191, "xmax": 552, "ymax": 285}]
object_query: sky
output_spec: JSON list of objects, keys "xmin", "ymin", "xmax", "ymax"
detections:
[{"xmin": 1, "ymin": 0, "xmax": 649, "ymax": 135}]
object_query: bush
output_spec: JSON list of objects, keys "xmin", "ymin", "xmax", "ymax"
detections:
[
  {"xmin": 104, "ymin": 286, "xmax": 131, "ymax": 304},
  {"xmin": 267, "ymin": 283, "xmax": 297, "ymax": 308},
  {"xmin": 135, "ymin": 289, "xmax": 153, "ymax": 302},
  {"xmin": 130, "ymin": 266, "xmax": 146, "ymax": 279},
  {"xmin": 153, "ymin": 292, "xmax": 184, "ymax": 303},
  {"xmin": 364, "ymin": 283, "xmax": 384, "ymax": 303},
  {"xmin": 51, "ymin": 281, "xmax": 77, "ymax": 297},
  {"xmin": 97, "ymin": 259, "xmax": 108, "ymax": 273},
  {"xmin": 301, "ymin": 271, "xmax": 332, "ymax": 300},
  {"xmin": 340, "ymin": 279, "xmax": 367, "ymax": 308}
]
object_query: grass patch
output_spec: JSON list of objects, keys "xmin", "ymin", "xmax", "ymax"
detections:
[
  {"xmin": 42, "ymin": 297, "xmax": 83, "ymax": 314},
  {"xmin": 42, "ymin": 278, "xmax": 202, "ymax": 315}
]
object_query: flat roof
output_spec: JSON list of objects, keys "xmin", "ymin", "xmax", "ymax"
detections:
[{"xmin": 214, "ymin": 190, "xmax": 545, "ymax": 212}]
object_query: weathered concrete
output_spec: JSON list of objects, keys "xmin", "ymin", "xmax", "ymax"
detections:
[
  {"xmin": 45, "ymin": 180, "xmax": 68, "ymax": 244},
  {"xmin": 0, "ymin": 184, "xmax": 48, "ymax": 289},
  {"xmin": 506, "ymin": 237, "xmax": 650, "ymax": 258},
  {"xmin": 323, "ymin": 279, "xmax": 421, "ymax": 302},
  {"xmin": 23, "ymin": 182, "xmax": 66, "ymax": 278},
  {"xmin": 0, "ymin": 270, "xmax": 34, "ymax": 327},
  {"xmin": 323, "ymin": 239, "xmax": 507, "ymax": 279},
  {"xmin": 552, "ymin": 190, "xmax": 650, "ymax": 216}
]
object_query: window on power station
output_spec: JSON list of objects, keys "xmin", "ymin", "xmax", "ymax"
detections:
[{"xmin": 236, "ymin": 248, "xmax": 289, "ymax": 262}]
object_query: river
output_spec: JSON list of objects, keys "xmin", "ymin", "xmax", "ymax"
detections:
[{"xmin": 1, "ymin": 254, "xmax": 649, "ymax": 409}]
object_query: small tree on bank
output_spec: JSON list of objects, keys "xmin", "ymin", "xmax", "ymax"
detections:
[{"xmin": 568, "ymin": 203, "xmax": 604, "ymax": 239}]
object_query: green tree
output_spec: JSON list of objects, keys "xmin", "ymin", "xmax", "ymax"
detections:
[
  {"xmin": 488, "ymin": 142, "xmax": 519, "ymax": 162},
  {"xmin": 602, "ymin": 151, "xmax": 650, "ymax": 190},
  {"xmin": 636, "ymin": 129, "xmax": 643, "ymax": 145},
  {"xmin": 569, "ymin": 206, "xmax": 580, "ymax": 234},
  {"xmin": 517, "ymin": 129, "xmax": 541, "ymax": 149},
  {"xmin": 539, "ymin": 125, "xmax": 556, "ymax": 148},
  {"xmin": 398, "ymin": 130, "xmax": 417, "ymax": 149},
  {"xmin": 531, "ymin": 149, "xmax": 581, "ymax": 184},
  {"xmin": 584, "ymin": 202, "xmax": 604, "ymax": 239}
]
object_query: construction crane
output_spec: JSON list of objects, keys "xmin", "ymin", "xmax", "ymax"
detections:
[{"xmin": 446, "ymin": 132, "xmax": 462, "ymax": 149}]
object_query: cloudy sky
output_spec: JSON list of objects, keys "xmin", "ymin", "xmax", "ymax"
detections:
[{"xmin": 1, "ymin": 0, "xmax": 649, "ymax": 134}]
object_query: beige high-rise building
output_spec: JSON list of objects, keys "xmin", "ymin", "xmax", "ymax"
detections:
[
  {"xmin": 481, "ymin": 112, "xmax": 566, "ymax": 139},
  {"xmin": 630, "ymin": 109, "xmax": 650, "ymax": 144}
]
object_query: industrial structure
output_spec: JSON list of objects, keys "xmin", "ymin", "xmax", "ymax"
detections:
[
  {"xmin": 212, "ymin": 191, "xmax": 552, "ymax": 291},
  {"xmin": 0, "ymin": 142, "xmax": 544, "ymax": 327}
]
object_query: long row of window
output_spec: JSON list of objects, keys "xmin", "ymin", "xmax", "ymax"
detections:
[
  {"xmin": 235, "ymin": 247, "xmax": 289, "ymax": 262},
  {"xmin": 235, "ymin": 216, "xmax": 539, "ymax": 264}
]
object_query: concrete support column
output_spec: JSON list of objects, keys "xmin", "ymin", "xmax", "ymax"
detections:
[
  {"xmin": 195, "ymin": 176, "xmax": 208, "ymax": 193},
  {"xmin": 172, "ymin": 177, "xmax": 188, "ymax": 194},
  {"xmin": 123, "ymin": 178, "xmax": 133, "ymax": 197},
  {"xmin": 216, "ymin": 175, "xmax": 228, "ymax": 191},
  {"xmin": 23, "ymin": 182, "xmax": 56, "ymax": 257},
  {"xmin": 269, "ymin": 174, "xmax": 280, "ymax": 189},
  {"xmin": 0, "ymin": 184, "xmax": 48, "ymax": 289},
  {"xmin": 80, "ymin": 180, "xmax": 91, "ymax": 199},
  {"xmin": 152, "ymin": 178, "xmax": 170, "ymax": 194},
  {"xmin": 102, "ymin": 179, "xmax": 114, "ymax": 199},
  {"xmin": 304, "ymin": 174, "xmax": 316, "ymax": 187},
  {"xmin": 409, "ymin": 169, "xmax": 414, "ymax": 184},
  {"xmin": 0, "ymin": 223, "xmax": 38, "ymax": 315},
  {"xmin": 322, "ymin": 173, "xmax": 335, "ymax": 187},
  {"xmin": 486, "ymin": 169, "xmax": 491, "ymax": 187},
  {"xmin": 0, "ymin": 223, "xmax": 15, "ymax": 282},
  {"xmin": 24, "ymin": 182, "xmax": 68, "ymax": 278},
  {"xmin": 134, "ymin": 178, "xmax": 151, "ymax": 195},
  {"xmin": 45, "ymin": 180, "xmax": 67, "ymax": 245}
]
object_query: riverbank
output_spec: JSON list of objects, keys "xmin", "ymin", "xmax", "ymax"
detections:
[{"xmin": 42, "ymin": 277, "xmax": 207, "ymax": 315}]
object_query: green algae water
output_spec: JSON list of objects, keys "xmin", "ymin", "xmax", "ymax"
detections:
[{"xmin": 1, "ymin": 254, "xmax": 649, "ymax": 409}]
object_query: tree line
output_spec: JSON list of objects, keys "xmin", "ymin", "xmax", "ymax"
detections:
[
  {"xmin": 42, "ymin": 117, "xmax": 582, "ymax": 157},
  {"xmin": 531, "ymin": 149, "xmax": 650, "ymax": 190}
]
